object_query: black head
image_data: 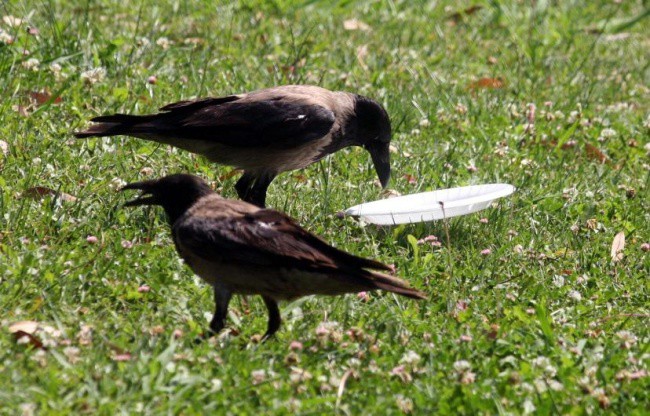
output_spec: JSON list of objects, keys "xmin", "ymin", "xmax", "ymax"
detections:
[
  {"xmin": 121, "ymin": 174, "xmax": 213, "ymax": 224},
  {"xmin": 354, "ymin": 95, "xmax": 392, "ymax": 188}
]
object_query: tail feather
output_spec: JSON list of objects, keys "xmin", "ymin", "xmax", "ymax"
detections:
[
  {"xmin": 89, "ymin": 113, "xmax": 152, "ymax": 124},
  {"xmin": 74, "ymin": 122, "xmax": 124, "ymax": 138},
  {"xmin": 366, "ymin": 270, "xmax": 427, "ymax": 300},
  {"xmin": 74, "ymin": 114, "xmax": 157, "ymax": 138}
]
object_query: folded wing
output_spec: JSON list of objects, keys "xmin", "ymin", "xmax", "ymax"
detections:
[
  {"xmin": 174, "ymin": 209, "xmax": 426, "ymax": 299},
  {"xmin": 76, "ymin": 95, "xmax": 336, "ymax": 149}
]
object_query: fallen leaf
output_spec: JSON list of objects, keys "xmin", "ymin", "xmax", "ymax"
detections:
[
  {"xmin": 9, "ymin": 321, "xmax": 39, "ymax": 334},
  {"xmin": 585, "ymin": 143, "xmax": 608, "ymax": 164},
  {"xmin": 9, "ymin": 321, "xmax": 45, "ymax": 349},
  {"xmin": 603, "ymin": 33, "xmax": 630, "ymax": 42},
  {"xmin": 23, "ymin": 186, "xmax": 77, "ymax": 202},
  {"xmin": 343, "ymin": 18, "xmax": 370, "ymax": 31},
  {"xmin": 14, "ymin": 105, "xmax": 30, "ymax": 117},
  {"xmin": 611, "ymin": 231, "xmax": 625, "ymax": 262},
  {"xmin": 219, "ymin": 169, "xmax": 242, "ymax": 181},
  {"xmin": 183, "ymin": 37, "xmax": 205, "ymax": 45},
  {"xmin": 468, "ymin": 77, "xmax": 505, "ymax": 90},
  {"xmin": 356, "ymin": 44, "xmax": 369, "ymax": 70},
  {"xmin": 447, "ymin": 5, "xmax": 484, "ymax": 22},
  {"xmin": 402, "ymin": 174, "xmax": 417, "ymax": 185},
  {"xmin": 30, "ymin": 90, "xmax": 62, "ymax": 106},
  {"xmin": 292, "ymin": 173, "xmax": 308, "ymax": 183}
]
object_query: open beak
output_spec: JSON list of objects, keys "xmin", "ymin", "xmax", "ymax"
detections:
[
  {"xmin": 368, "ymin": 142, "xmax": 391, "ymax": 188},
  {"xmin": 120, "ymin": 180, "xmax": 158, "ymax": 207}
]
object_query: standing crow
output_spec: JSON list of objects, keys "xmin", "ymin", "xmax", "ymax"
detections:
[
  {"xmin": 121, "ymin": 174, "xmax": 425, "ymax": 340},
  {"xmin": 77, "ymin": 85, "xmax": 392, "ymax": 207}
]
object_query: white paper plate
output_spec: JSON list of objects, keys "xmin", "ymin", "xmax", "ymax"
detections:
[{"xmin": 345, "ymin": 183, "xmax": 515, "ymax": 225}]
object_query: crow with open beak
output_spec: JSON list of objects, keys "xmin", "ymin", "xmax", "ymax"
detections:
[
  {"xmin": 77, "ymin": 85, "xmax": 392, "ymax": 208},
  {"xmin": 121, "ymin": 174, "xmax": 425, "ymax": 340}
]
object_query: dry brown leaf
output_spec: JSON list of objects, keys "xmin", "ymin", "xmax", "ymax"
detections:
[
  {"xmin": 14, "ymin": 105, "xmax": 30, "ymax": 117},
  {"xmin": 29, "ymin": 90, "xmax": 63, "ymax": 107},
  {"xmin": 219, "ymin": 169, "xmax": 242, "ymax": 181},
  {"xmin": 447, "ymin": 5, "xmax": 484, "ymax": 22},
  {"xmin": 343, "ymin": 19, "xmax": 370, "ymax": 31},
  {"xmin": 356, "ymin": 44, "xmax": 369, "ymax": 70},
  {"xmin": 23, "ymin": 186, "xmax": 78, "ymax": 202},
  {"xmin": 292, "ymin": 173, "xmax": 308, "ymax": 183},
  {"xmin": 402, "ymin": 174, "xmax": 417, "ymax": 185},
  {"xmin": 468, "ymin": 77, "xmax": 505, "ymax": 90},
  {"xmin": 585, "ymin": 143, "xmax": 608, "ymax": 164},
  {"xmin": 9, "ymin": 321, "xmax": 45, "ymax": 349},
  {"xmin": 611, "ymin": 231, "xmax": 625, "ymax": 262},
  {"xmin": 183, "ymin": 37, "xmax": 205, "ymax": 45}
]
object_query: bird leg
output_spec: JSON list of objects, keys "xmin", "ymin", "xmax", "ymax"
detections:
[
  {"xmin": 247, "ymin": 173, "xmax": 275, "ymax": 208},
  {"xmin": 235, "ymin": 172, "xmax": 255, "ymax": 202},
  {"xmin": 235, "ymin": 172, "xmax": 275, "ymax": 208},
  {"xmin": 261, "ymin": 295, "xmax": 281, "ymax": 341},
  {"xmin": 208, "ymin": 287, "xmax": 232, "ymax": 335}
]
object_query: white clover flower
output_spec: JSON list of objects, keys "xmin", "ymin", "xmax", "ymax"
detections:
[
  {"xmin": 600, "ymin": 128, "xmax": 616, "ymax": 138},
  {"xmin": 568, "ymin": 290, "xmax": 582, "ymax": 302},
  {"xmin": 80, "ymin": 67, "xmax": 106, "ymax": 85},
  {"xmin": 532, "ymin": 356, "xmax": 557, "ymax": 377},
  {"xmin": 395, "ymin": 395, "xmax": 414, "ymax": 413},
  {"xmin": 616, "ymin": 331, "xmax": 637, "ymax": 349},
  {"xmin": 109, "ymin": 177, "xmax": 127, "ymax": 190},
  {"xmin": 63, "ymin": 346, "xmax": 81, "ymax": 364},
  {"xmin": 211, "ymin": 378, "xmax": 223, "ymax": 391},
  {"xmin": 22, "ymin": 58, "xmax": 40, "ymax": 71},
  {"xmin": 453, "ymin": 360, "xmax": 471, "ymax": 373},
  {"xmin": 400, "ymin": 350, "xmax": 421, "ymax": 366},
  {"xmin": 533, "ymin": 378, "xmax": 547, "ymax": 393},
  {"xmin": 520, "ymin": 158, "xmax": 532, "ymax": 166},
  {"xmin": 251, "ymin": 369, "xmax": 266, "ymax": 385},
  {"xmin": 3, "ymin": 15, "xmax": 22, "ymax": 27},
  {"xmin": 460, "ymin": 371, "xmax": 476, "ymax": 384},
  {"xmin": 19, "ymin": 403, "xmax": 36, "ymax": 416},
  {"xmin": 552, "ymin": 275, "xmax": 565, "ymax": 287},
  {"xmin": 156, "ymin": 37, "xmax": 172, "ymax": 49},
  {"xmin": 49, "ymin": 62, "xmax": 67, "ymax": 81},
  {"xmin": 136, "ymin": 36, "xmax": 151, "ymax": 47},
  {"xmin": 523, "ymin": 399, "xmax": 536, "ymax": 415},
  {"xmin": 0, "ymin": 28, "xmax": 14, "ymax": 44}
]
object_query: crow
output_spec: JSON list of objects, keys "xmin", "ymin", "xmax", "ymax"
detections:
[
  {"xmin": 121, "ymin": 174, "xmax": 425, "ymax": 340},
  {"xmin": 77, "ymin": 85, "xmax": 392, "ymax": 207}
]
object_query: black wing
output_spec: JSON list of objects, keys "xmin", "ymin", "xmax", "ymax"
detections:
[
  {"xmin": 173, "ymin": 209, "xmax": 391, "ymax": 273},
  {"xmin": 156, "ymin": 97, "xmax": 336, "ymax": 148}
]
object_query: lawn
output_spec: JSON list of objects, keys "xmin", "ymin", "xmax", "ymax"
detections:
[{"xmin": 1, "ymin": 0, "xmax": 648, "ymax": 414}]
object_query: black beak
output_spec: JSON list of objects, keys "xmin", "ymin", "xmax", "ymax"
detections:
[
  {"xmin": 120, "ymin": 180, "xmax": 159, "ymax": 207},
  {"xmin": 368, "ymin": 142, "xmax": 391, "ymax": 188}
]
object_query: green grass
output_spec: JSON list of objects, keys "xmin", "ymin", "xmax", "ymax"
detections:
[{"xmin": 1, "ymin": 0, "xmax": 649, "ymax": 414}]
